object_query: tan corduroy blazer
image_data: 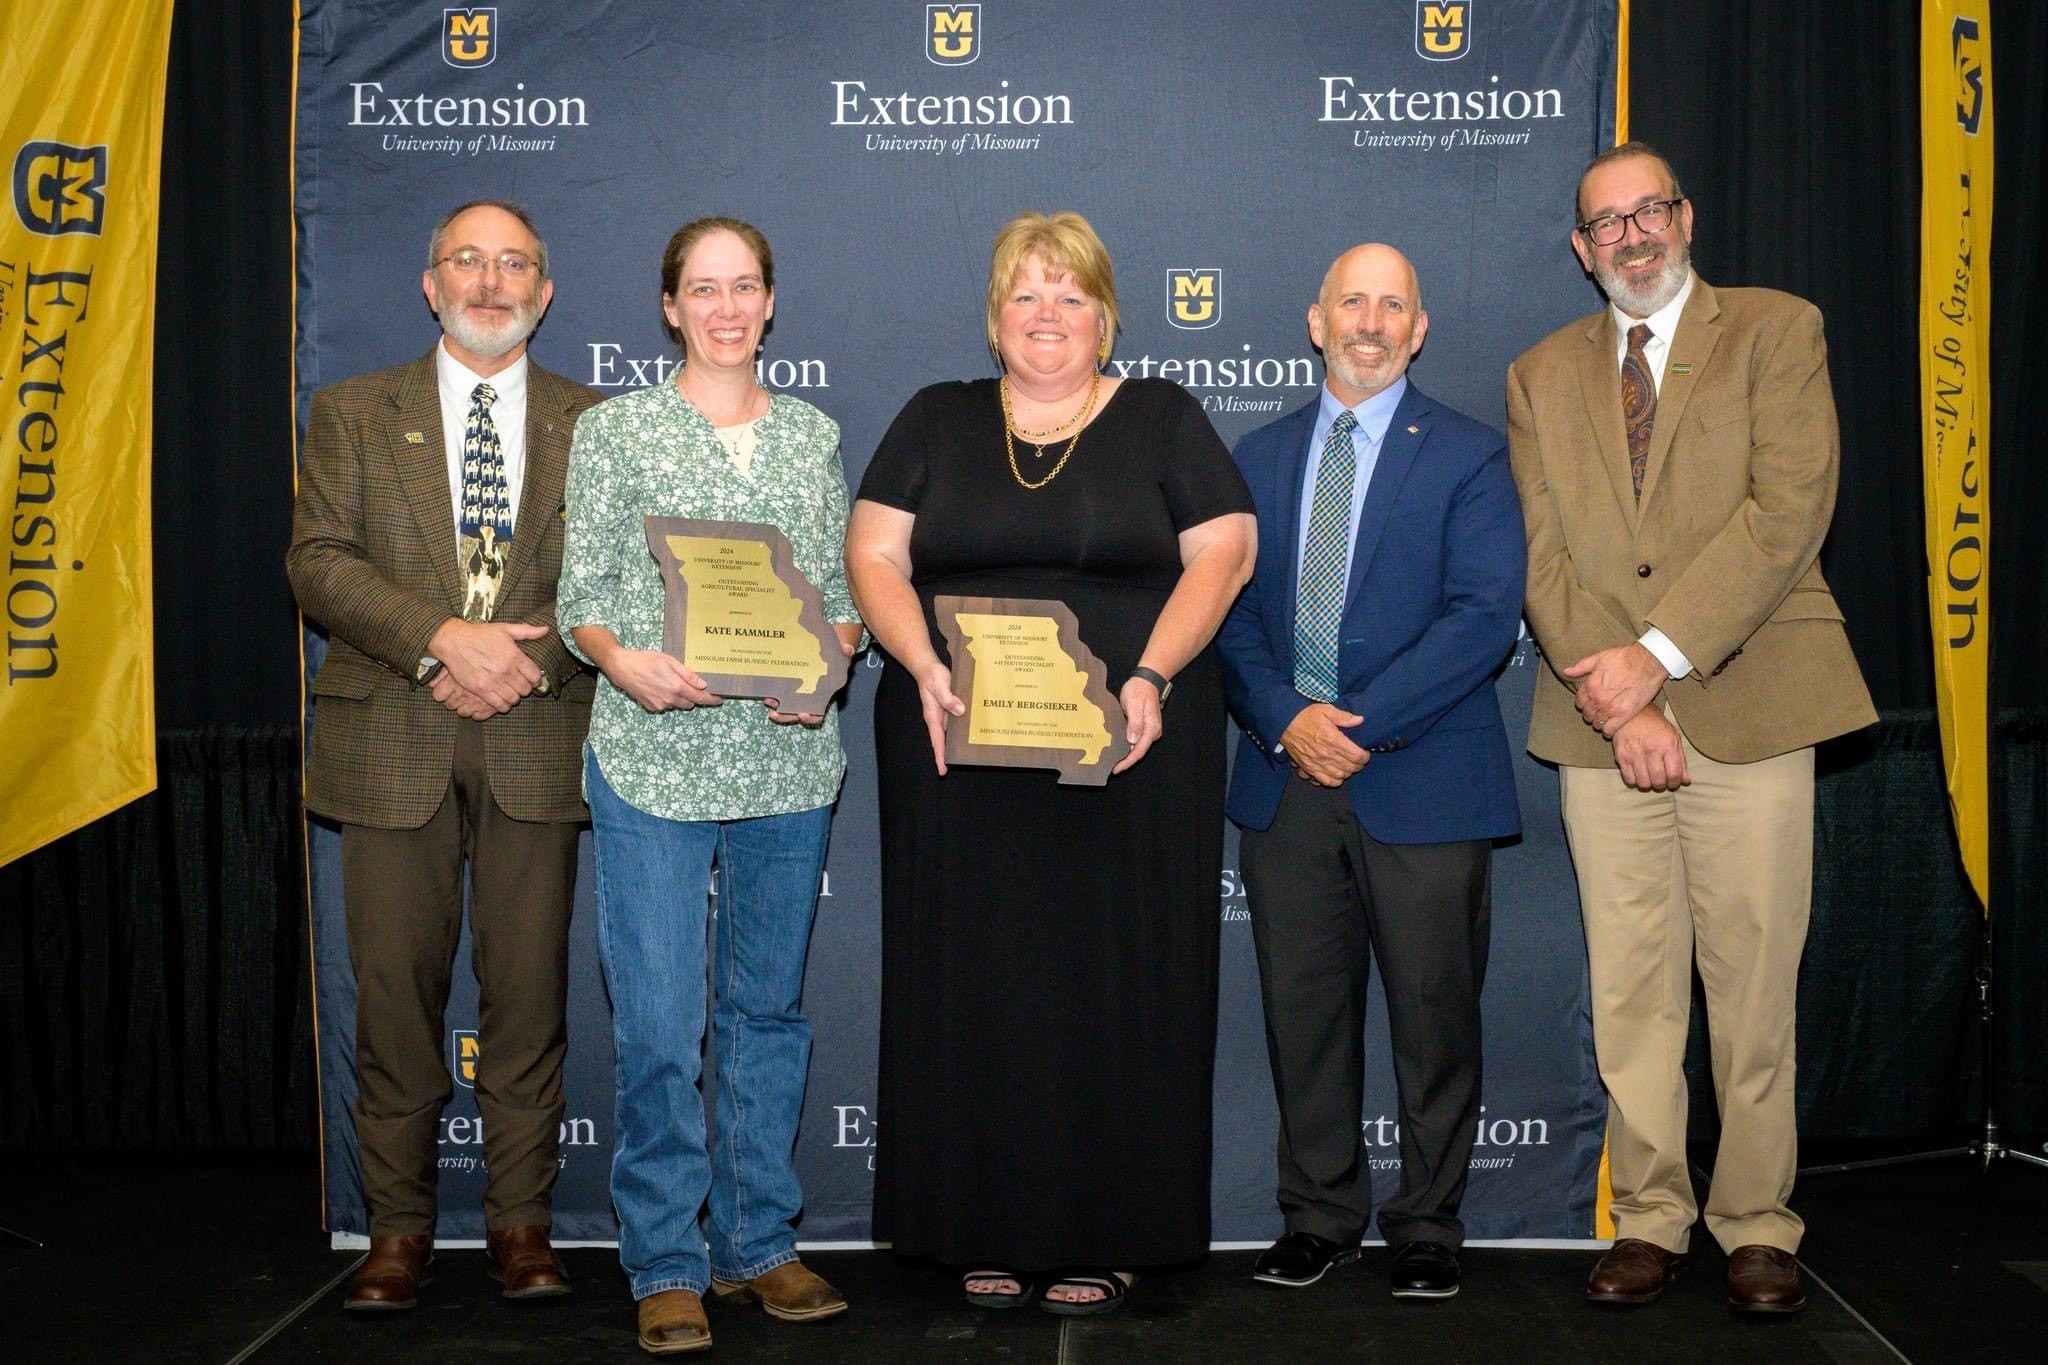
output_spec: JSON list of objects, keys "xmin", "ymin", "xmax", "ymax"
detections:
[
  {"xmin": 1506, "ymin": 279, "xmax": 1876, "ymax": 768},
  {"xmin": 287, "ymin": 350, "xmax": 603, "ymax": 828}
]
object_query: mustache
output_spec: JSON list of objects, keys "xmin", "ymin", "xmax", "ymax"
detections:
[{"xmin": 1339, "ymin": 330, "xmax": 1394, "ymax": 352}]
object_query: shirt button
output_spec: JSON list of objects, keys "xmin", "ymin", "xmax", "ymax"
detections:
[{"xmin": 1636, "ymin": 564, "xmax": 1653, "ymax": 578}]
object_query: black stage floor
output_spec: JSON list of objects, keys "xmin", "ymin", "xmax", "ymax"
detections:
[{"xmin": 3, "ymin": 1143, "xmax": 2044, "ymax": 1363}]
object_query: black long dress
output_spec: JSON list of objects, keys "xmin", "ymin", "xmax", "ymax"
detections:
[{"xmin": 861, "ymin": 378, "xmax": 1253, "ymax": 1271}]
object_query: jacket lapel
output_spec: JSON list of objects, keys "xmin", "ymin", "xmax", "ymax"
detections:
[
  {"xmin": 1573, "ymin": 311, "xmax": 1640, "ymax": 532},
  {"xmin": 391, "ymin": 352, "xmax": 462, "ymax": 610},
  {"xmin": 500, "ymin": 362, "xmax": 574, "ymax": 601},
  {"xmin": 1269, "ymin": 400, "xmax": 1319, "ymax": 651},
  {"xmin": 1342, "ymin": 383, "xmax": 1428, "ymax": 607},
  {"xmin": 1638, "ymin": 279, "xmax": 1723, "ymax": 511}
]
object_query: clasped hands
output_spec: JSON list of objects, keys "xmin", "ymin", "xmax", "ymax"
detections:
[
  {"xmin": 1563, "ymin": 642, "xmax": 1690, "ymax": 792},
  {"xmin": 1280, "ymin": 702, "xmax": 1370, "ymax": 787},
  {"xmin": 426, "ymin": 618, "xmax": 551, "ymax": 720}
]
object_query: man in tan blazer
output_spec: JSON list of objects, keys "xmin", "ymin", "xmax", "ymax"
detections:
[
  {"xmin": 288, "ymin": 200, "xmax": 601, "ymax": 1312},
  {"xmin": 1506, "ymin": 144, "xmax": 1875, "ymax": 1315}
]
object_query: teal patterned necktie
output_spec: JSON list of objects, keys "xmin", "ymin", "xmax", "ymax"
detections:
[
  {"xmin": 1293, "ymin": 410, "xmax": 1358, "ymax": 701},
  {"xmin": 458, "ymin": 381, "xmax": 511, "ymax": 621}
]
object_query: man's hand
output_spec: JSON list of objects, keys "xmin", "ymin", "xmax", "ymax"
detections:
[
  {"xmin": 1279, "ymin": 702, "xmax": 1370, "ymax": 788},
  {"xmin": 1612, "ymin": 708, "xmax": 1691, "ymax": 792},
  {"xmin": 428, "ymin": 619, "xmax": 549, "ymax": 713},
  {"xmin": 428, "ymin": 668, "xmax": 496, "ymax": 721},
  {"xmin": 1564, "ymin": 642, "xmax": 1668, "ymax": 737}
]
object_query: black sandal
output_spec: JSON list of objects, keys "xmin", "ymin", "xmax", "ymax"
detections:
[
  {"xmin": 1039, "ymin": 1269, "xmax": 1131, "ymax": 1317},
  {"xmin": 963, "ymin": 1267, "xmax": 1039, "ymax": 1308}
]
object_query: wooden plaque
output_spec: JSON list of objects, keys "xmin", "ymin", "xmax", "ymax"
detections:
[
  {"xmin": 644, "ymin": 516, "xmax": 850, "ymax": 713},
  {"xmin": 933, "ymin": 594, "xmax": 1130, "ymax": 787}
]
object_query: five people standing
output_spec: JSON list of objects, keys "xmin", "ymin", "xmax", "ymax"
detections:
[{"xmin": 296, "ymin": 152, "xmax": 1869, "ymax": 1336}]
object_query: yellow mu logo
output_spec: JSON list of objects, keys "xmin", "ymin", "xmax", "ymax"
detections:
[
  {"xmin": 444, "ymin": 8, "xmax": 497, "ymax": 69},
  {"xmin": 1416, "ymin": 1, "xmax": 1471, "ymax": 62},
  {"xmin": 927, "ymin": 5, "xmax": 980, "ymax": 66},
  {"xmin": 1168, "ymin": 269, "xmax": 1221, "ymax": 329}
]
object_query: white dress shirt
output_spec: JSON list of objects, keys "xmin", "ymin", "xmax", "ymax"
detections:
[
  {"xmin": 436, "ymin": 340, "xmax": 528, "ymax": 540},
  {"xmin": 1610, "ymin": 272, "xmax": 1696, "ymax": 680}
]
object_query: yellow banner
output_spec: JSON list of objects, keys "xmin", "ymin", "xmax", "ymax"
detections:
[
  {"xmin": 0, "ymin": 1, "xmax": 175, "ymax": 865},
  {"xmin": 1920, "ymin": 2, "xmax": 1993, "ymax": 913}
]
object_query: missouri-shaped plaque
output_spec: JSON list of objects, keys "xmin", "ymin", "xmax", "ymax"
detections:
[
  {"xmin": 644, "ymin": 517, "xmax": 850, "ymax": 713},
  {"xmin": 933, "ymin": 594, "xmax": 1130, "ymax": 786}
]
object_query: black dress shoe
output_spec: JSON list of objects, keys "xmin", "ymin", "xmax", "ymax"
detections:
[
  {"xmin": 1389, "ymin": 1241, "xmax": 1460, "ymax": 1300},
  {"xmin": 1253, "ymin": 1231, "xmax": 1361, "ymax": 1287}
]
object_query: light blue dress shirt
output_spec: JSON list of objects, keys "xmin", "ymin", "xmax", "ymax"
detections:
[{"xmin": 1293, "ymin": 375, "xmax": 1408, "ymax": 604}]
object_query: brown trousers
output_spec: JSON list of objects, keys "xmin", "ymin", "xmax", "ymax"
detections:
[{"xmin": 341, "ymin": 720, "xmax": 581, "ymax": 1236}]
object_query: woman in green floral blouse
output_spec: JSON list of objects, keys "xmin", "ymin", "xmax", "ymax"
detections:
[{"xmin": 558, "ymin": 217, "xmax": 861, "ymax": 1355}]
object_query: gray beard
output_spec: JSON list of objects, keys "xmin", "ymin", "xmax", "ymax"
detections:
[
  {"xmin": 1596, "ymin": 244, "xmax": 1690, "ymax": 318},
  {"xmin": 441, "ymin": 298, "xmax": 538, "ymax": 360}
]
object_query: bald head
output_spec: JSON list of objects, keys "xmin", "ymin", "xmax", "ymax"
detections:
[{"xmin": 1309, "ymin": 243, "xmax": 1428, "ymax": 407}]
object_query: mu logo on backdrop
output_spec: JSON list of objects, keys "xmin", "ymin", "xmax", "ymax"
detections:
[
  {"xmin": 1416, "ymin": 1, "xmax": 1471, "ymax": 62},
  {"xmin": 444, "ymin": 8, "xmax": 497, "ymax": 68},
  {"xmin": 1168, "ymin": 269, "xmax": 1221, "ymax": 329},
  {"xmin": 12, "ymin": 141, "xmax": 107, "ymax": 236},
  {"xmin": 927, "ymin": 5, "xmax": 980, "ymax": 66},
  {"xmin": 451, "ymin": 1030, "xmax": 480, "ymax": 1087}
]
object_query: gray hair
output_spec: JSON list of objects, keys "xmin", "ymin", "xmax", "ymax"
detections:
[{"xmin": 426, "ymin": 199, "xmax": 550, "ymax": 278}]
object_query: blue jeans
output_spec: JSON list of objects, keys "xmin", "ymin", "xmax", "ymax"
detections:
[{"xmin": 585, "ymin": 749, "xmax": 833, "ymax": 1300}]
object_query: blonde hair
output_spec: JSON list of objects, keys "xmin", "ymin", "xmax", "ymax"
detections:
[{"xmin": 984, "ymin": 211, "xmax": 1119, "ymax": 366}]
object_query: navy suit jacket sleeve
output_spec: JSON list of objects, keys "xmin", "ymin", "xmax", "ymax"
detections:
[{"xmin": 1337, "ymin": 437, "xmax": 1525, "ymax": 750}]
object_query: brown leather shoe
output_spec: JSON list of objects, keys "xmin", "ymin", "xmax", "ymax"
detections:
[
  {"xmin": 486, "ymin": 1224, "xmax": 571, "ymax": 1299},
  {"xmin": 1726, "ymin": 1244, "xmax": 1806, "ymax": 1313},
  {"xmin": 1586, "ymin": 1238, "xmax": 1688, "ymax": 1304},
  {"xmin": 344, "ymin": 1234, "xmax": 433, "ymax": 1311},
  {"xmin": 637, "ymin": 1289, "xmax": 712, "ymax": 1355},
  {"xmin": 709, "ymin": 1260, "xmax": 849, "ymax": 1322}
]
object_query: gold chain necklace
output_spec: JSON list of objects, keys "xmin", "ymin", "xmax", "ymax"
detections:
[{"xmin": 1002, "ymin": 371, "xmax": 1100, "ymax": 490}]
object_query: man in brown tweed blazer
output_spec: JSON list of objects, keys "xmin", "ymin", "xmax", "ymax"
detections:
[
  {"xmin": 1506, "ymin": 145, "xmax": 1875, "ymax": 1316},
  {"xmin": 288, "ymin": 201, "xmax": 601, "ymax": 1312}
]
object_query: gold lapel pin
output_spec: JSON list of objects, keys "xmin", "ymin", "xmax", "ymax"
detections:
[
  {"xmin": 403, "ymin": 431, "xmax": 426, "ymax": 444},
  {"xmin": 1670, "ymin": 364, "xmax": 1693, "ymax": 376},
  {"xmin": 1406, "ymin": 425, "xmax": 1420, "ymax": 434}
]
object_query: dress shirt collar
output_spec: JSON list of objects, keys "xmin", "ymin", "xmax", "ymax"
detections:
[
  {"xmin": 1316, "ymin": 374, "xmax": 1407, "ymax": 451},
  {"xmin": 436, "ymin": 339, "xmax": 528, "ymax": 406},
  {"xmin": 1608, "ymin": 270, "xmax": 1695, "ymax": 356}
]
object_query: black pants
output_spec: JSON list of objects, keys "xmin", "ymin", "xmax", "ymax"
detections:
[{"xmin": 1240, "ymin": 778, "xmax": 1491, "ymax": 1247}]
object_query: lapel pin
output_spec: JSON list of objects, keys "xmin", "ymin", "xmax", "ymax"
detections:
[
  {"xmin": 1670, "ymin": 364, "xmax": 1692, "ymax": 376},
  {"xmin": 1406, "ymin": 425, "xmax": 1419, "ymax": 434},
  {"xmin": 544, "ymin": 422, "xmax": 555, "ymax": 434},
  {"xmin": 403, "ymin": 431, "xmax": 425, "ymax": 444}
]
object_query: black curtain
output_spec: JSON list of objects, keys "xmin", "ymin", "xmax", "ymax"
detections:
[
  {"xmin": 1, "ymin": 0, "xmax": 304, "ymax": 1149},
  {"xmin": 1633, "ymin": 0, "xmax": 2048, "ymax": 1134},
  {"xmin": 2, "ymin": 0, "xmax": 2043, "ymax": 1150}
]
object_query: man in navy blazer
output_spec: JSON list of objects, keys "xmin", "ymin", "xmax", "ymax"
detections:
[{"xmin": 1217, "ymin": 244, "xmax": 1524, "ymax": 1301}]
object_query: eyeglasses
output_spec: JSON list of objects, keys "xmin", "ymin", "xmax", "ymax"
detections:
[
  {"xmin": 435, "ymin": 249, "xmax": 538, "ymax": 277},
  {"xmin": 1577, "ymin": 198, "xmax": 1685, "ymax": 247}
]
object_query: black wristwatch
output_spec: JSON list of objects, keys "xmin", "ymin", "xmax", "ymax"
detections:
[{"xmin": 1129, "ymin": 665, "xmax": 1173, "ymax": 705}]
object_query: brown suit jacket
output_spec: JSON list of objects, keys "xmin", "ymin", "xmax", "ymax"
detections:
[
  {"xmin": 1506, "ymin": 278, "xmax": 1876, "ymax": 767},
  {"xmin": 287, "ymin": 350, "xmax": 603, "ymax": 828}
]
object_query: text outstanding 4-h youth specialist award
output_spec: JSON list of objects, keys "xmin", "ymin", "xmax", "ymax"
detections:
[
  {"xmin": 933, "ymin": 595, "xmax": 1131, "ymax": 787},
  {"xmin": 644, "ymin": 517, "xmax": 850, "ymax": 713}
]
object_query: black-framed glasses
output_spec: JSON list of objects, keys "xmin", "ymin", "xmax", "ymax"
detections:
[
  {"xmin": 435, "ymin": 249, "xmax": 538, "ymax": 277},
  {"xmin": 1577, "ymin": 198, "xmax": 1685, "ymax": 247}
]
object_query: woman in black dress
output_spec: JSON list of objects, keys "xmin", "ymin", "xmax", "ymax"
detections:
[{"xmin": 845, "ymin": 211, "xmax": 1255, "ymax": 1314}]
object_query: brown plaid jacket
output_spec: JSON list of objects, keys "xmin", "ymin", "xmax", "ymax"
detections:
[{"xmin": 287, "ymin": 350, "xmax": 603, "ymax": 828}]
